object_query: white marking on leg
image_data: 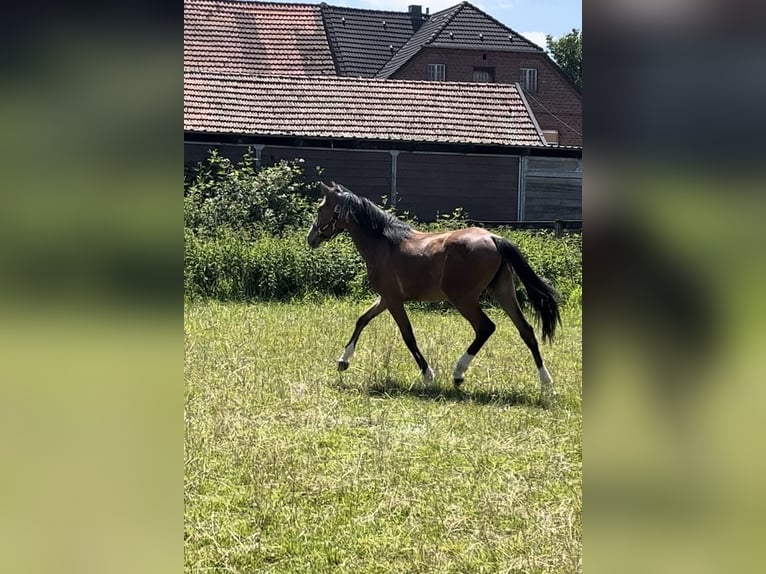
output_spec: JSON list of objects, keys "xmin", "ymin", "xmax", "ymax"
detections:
[
  {"xmin": 339, "ymin": 342, "xmax": 355, "ymax": 363},
  {"xmin": 423, "ymin": 365, "xmax": 435, "ymax": 383},
  {"xmin": 539, "ymin": 364, "xmax": 554, "ymax": 392},
  {"xmin": 453, "ymin": 352, "xmax": 474, "ymax": 381}
]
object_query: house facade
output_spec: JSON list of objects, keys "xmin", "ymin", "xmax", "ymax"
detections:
[{"xmin": 184, "ymin": 0, "xmax": 582, "ymax": 222}]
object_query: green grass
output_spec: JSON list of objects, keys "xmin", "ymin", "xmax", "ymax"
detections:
[{"xmin": 185, "ymin": 300, "xmax": 582, "ymax": 573}]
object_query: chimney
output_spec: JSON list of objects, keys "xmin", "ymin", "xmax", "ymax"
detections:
[{"xmin": 409, "ymin": 5, "xmax": 424, "ymax": 31}]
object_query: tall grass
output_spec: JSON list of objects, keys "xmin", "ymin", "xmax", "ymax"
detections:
[{"xmin": 184, "ymin": 228, "xmax": 582, "ymax": 306}]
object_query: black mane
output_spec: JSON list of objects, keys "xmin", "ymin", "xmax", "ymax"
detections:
[{"xmin": 337, "ymin": 186, "xmax": 413, "ymax": 243}]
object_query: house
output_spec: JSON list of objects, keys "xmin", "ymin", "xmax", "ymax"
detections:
[
  {"xmin": 323, "ymin": 2, "xmax": 581, "ymax": 147},
  {"xmin": 184, "ymin": 0, "xmax": 582, "ymax": 222}
]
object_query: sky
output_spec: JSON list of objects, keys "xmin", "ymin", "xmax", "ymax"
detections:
[{"xmin": 310, "ymin": 0, "xmax": 582, "ymax": 50}]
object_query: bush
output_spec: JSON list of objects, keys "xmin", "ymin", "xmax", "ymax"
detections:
[
  {"xmin": 184, "ymin": 150, "xmax": 321, "ymax": 238},
  {"xmin": 499, "ymin": 229, "xmax": 582, "ymax": 307}
]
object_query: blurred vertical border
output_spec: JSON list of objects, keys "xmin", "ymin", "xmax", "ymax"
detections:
[
  {"xmin": 0, "ymin": 2, "xmax": 181, "ymax": 573},
  {"xmin": 586, "ymin": 0, "xmax": 766, "ymax": 572}
]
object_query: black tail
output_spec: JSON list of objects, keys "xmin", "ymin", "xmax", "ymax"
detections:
[{"xmin": 492, "ymin": 236, "xmax": 562, "ymax": 342}]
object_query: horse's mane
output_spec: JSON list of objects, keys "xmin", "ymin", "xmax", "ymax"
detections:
[{"xmin": 337, "ymin": 186, "xmax": 413, "ymax": 244}]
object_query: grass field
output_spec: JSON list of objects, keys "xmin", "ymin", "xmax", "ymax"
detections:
[{"xmin": 184, "ymin": 299, "xmax": 582, "ymax": 573}]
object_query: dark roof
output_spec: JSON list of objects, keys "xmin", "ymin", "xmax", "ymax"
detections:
[
  {"xmin": 321, "ymin": 5, "xmax": 417, "ymax": 77},
  {"xmin": 184, "ymin": 73, "xmax": 545, "ymax": 147},
  {"xmin": 184, "ymin": 0, "xmax": 335, "ymax": 75},
  {"xmin": 376, "ymin": 2, "xmax": 542, "ymax": 78},
  {"xmin": 374, "ymin": 3, "xmax": 463, "ymax": 79}
]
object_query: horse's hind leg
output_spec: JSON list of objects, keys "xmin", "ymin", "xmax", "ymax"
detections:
[
  {"xmin": 488, "ymin": 266, "xmax": 554, "ymax": 393},
  {"xmin": 338, "ymin": 296, "xmax": 388, "ymax": 371},
  {"xmin": 448, "ymin": 298, "xmax": 497, "ymax": 386}
]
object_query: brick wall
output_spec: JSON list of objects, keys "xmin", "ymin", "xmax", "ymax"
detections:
[{"xmin": 392, "ymin": 47, "xmax": 582, "ymax": 147}]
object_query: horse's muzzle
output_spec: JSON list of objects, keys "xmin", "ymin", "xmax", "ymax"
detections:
[{"xmin": 306, "ymin": 223, "xmax": 323, "ymax": 249}]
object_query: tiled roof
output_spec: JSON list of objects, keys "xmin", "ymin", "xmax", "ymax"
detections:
[
  {"xmin": 184, "ymin": 73, "xmax": 545, "ymax": 147},
  {"xmin": 375, "ymin": 3, "xmax": 463, "ymax": 79},
  {"xmin": 321, "ymin": 5, "xmax": 417, "ymax": 77},
  {"xmin": 185, "ymin": 1, "xmax": 546, "ymax": 79},
  {"xmin": 184, "ymin": 0, "xmax": 335, "ymax": 76},
  {"xmin": 376, "ymin": 2, "xmax": 542, "ymax": 78}
]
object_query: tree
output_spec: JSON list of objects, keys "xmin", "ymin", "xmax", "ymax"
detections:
[{"xmin": 546, "ymin": 28, "xmax": 582, "ymax": 91}]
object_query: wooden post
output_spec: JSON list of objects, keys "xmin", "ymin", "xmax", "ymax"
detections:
[
  {"xmin": 517, "ymin": 155, "xmax": 527, "ymax": 222},
  {"xmin": 389, "ymin": 150, "xmax": 400, "ymax": 208},
  {"xmin": 554, "ymin": 220, "xmax": 564, "ymax": 237},
  {"xmin": 253, "ymin": 144, "xmax": 265, "ymax": 170}
]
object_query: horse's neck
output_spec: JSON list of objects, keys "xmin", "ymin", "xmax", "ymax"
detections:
[{"xmin": 347, "ymin": 225, "xmax": 388, "ymax": 265}]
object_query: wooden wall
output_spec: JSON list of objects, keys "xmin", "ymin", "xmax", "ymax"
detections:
[
  {"xmin": 262, "ymin": 147, "xmax": 391, "ymax": 205},
  {"xmin": 185, "ymin": 142, "xmax": 251, "ymax": 164},
  {"xmin": 397, "ymin": 153, "xmax": 519, "ymax": 222},
  {"xmin": 184, "ymin": 141, "xmax": 580, "ymax": 223},
  {"xmin": 521, "ymin": 156, "xmax": 582, "ymax": 221}
]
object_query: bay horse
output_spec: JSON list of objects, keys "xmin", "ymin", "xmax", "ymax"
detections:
[{"xmin": 307, "ymin": 182, "xmax": 561, "ymax": 394}]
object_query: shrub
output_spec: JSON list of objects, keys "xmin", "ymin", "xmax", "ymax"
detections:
[{"xmin": 184, "ymin": 150, "xmax": 321, "ymax": 238}]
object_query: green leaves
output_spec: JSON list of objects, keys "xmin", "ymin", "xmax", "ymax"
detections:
[
  {"xmin": 184, "ymin": 150, "xmax": 320, "ymax": 238},
  {"xmin": 546, "ymin": 28, "xmax": 582, "ymax": 90}
]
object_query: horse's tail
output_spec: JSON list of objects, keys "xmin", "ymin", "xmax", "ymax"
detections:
[{"xmin": 492, "ymin": 236, "xmax": 562, "ymax": 342}]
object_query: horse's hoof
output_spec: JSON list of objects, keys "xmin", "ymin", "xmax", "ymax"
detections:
[
  {"xmin": 453, "ymin": 377, "xmax": 464, "ymax": 387},
  {"xmin": 337, "ymin": 361, "xmax": 349, "ymax": 372},
  {"xmin": 422, "ymin": 366, "xmax": 435, "ymax": 383}
]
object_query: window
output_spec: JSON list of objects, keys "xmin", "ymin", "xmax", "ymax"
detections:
[
  {"xmin": 520, "ymin": 68, "xmax": 538, "ymax": 93},
  {"xmin": 427, "ymin": 63, "xmax": 446, "ymax": 81},
  {"xmin": 473, "ymin": 67, "xmax": 495, "ymax": 83}
]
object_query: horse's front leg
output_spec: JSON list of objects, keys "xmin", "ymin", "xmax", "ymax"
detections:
[
  {"xmin": 338, "ymin": 296, "xmax": 388, "ymax": 371},
  {"xmin": 387, "ymin": 301, "xmax": 434, "ymax": 383}
]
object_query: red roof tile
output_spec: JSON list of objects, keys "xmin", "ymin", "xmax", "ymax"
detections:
[
  {"xmin": 184, "ymin": 73, "xmax": 546, "ymax": 147},
  {"xmin": 184, "ymin": 0, "xmax": 335, "ymax": 76}
]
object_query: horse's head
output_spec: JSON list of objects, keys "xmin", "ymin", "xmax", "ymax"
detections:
[{"xmin": 307, "ymin": 181, "xmax": 347, "ymax": 248}]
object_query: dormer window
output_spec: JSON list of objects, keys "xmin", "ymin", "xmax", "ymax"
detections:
[
  {"xmin": 520, "ymin": 68, "xmax": 538, "ymax": 93},
  {"xmin": 427, "ymin": 63, "xmax": 446, "ymax": 81}
]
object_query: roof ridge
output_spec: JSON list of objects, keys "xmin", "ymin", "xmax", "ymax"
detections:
[
  {"xmin": 187, "ymin": 0, "xmax": 323, "ymax": 7},
  {"xmin": 423, "ymin": 2, "xmax": 465, "ymax": 46},
  {"xmin": 321, "ymin": 4, "xmax": 420, "ymax": 17},
  {"xmin": 187, "ymin": 0, "xmax": 426, "ymax": 15},
  {"xmin": 185, "ymin": 70, "xmax": 524, "ymax": 91},
  {"xmin": 454, "ymin": 1, "xmax": 542, "ymax": 51}
]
